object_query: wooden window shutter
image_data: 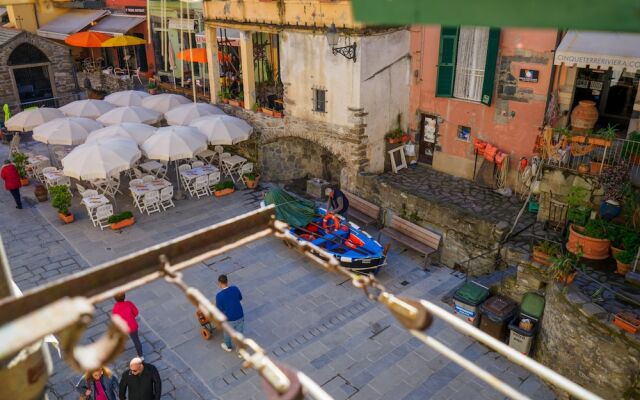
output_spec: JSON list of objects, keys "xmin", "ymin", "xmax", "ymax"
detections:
[
  {"xmin": 436, "ymin": 26, "xmax": 459, "ymax": 98},
  {"xmin": 480, "ymin": 27, "xmax": 501, "ymax": 106}
]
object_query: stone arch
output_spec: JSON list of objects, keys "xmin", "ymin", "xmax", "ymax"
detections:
[
  {"xmin": 259, "ymin": 136, "xmax": 348, "ymax": 185},
  {"xmin": 8, "ymin": 43, "xmax": 49, "ymax": 65}
]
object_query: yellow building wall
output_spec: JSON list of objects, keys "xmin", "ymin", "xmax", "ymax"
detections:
[
  {"xmin": 4, "ymin": 1, "xmax": 68, "ymax": 33},
  {"xmin": 204, "ymin": 0, "xmax": 360, "ymax": 29}
]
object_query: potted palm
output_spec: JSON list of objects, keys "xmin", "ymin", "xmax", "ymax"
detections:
[
  {"xmin": 12, "ymin": 152, "xmax": 29, "ymax": 186},
  {"xmin": 566, "ymin": 218, "xmax": 611, "ymax": 260},
  {"xmin": 213, "ymin": 181, "xmax": 235, "ymax": 197},
  {"xmin": 108, "ymin": 211, "xmax": 135, "ymax": 230},
  {"xmin": 532, "ymin": 240, "xmax": 561, "ymax": 267},
  {"xmin": 549, "ymin": 250, "xmax": 581, "ymax": 284},
  {"xmin": 242, "ymin": 172, "xmax": 260, "ymax": 189},
  {"xmin": 50, "ymin": 185, "xmax": 74, "ymax": 224}
]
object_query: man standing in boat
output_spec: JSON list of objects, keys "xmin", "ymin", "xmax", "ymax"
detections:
[{"xmin": 325, "ymin": 187, "xmax": 349, "ymax": 216}]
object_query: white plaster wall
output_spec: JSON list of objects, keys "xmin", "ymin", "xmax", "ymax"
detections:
[
  {"xmin": 359, "ymin": 29, "xmax": 411, "ymax": 173},
  {"xmin": 279, "ymin": 31, "xmax": 360, "ymax": 127}
]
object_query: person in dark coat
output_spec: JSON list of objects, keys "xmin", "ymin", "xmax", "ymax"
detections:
[
  {"xmin": 75, "ymin": 366, "xmax": 119, "ymax": 400},
  {"xmin": 1, "ymin": 159, "xmax": 22, "ymax": 209},
  {"xmin": 119, "ymin": 357, "xmax": 161, "ymax": 400},
  {"xmin": 325, "ymin": 187, "xmax": 349, "ymax": 215}
]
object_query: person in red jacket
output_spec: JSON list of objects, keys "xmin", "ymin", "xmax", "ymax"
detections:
[
  {"xmin": 112, "ymin": 292, "xmax": 144, "ymax": 359},
  {"xmin": 1, "ymin": 159, "xmax": 22, "ymax": 209}
]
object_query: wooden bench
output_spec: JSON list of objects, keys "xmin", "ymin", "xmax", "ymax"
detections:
[
  {"xmin": 378, "ymin": 214, "xmax": 442, "ymax": 268},
  {"xmin": 342, "ymin": 190, "xmax": 381, "ymax": 228}
]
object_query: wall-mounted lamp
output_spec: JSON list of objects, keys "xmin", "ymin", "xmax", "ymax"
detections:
[{"xmin": 326, "ymin": 23, "xmax": 357, "ymax": 62}]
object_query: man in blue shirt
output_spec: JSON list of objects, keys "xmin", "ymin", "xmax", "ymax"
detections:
[{"xmin": 215, "ymin": 274, "xmax": 244, "ymax": 352}]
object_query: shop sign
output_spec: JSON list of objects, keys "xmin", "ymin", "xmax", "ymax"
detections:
[
  {"xmin": 125, "ymin": 5, "xmax": 146, "ymax": 15},
  {"xmin": 195, "ymin": 32, "xmax": 206, "ymax": 44},
  {"xmin": 168, "ymin": 18, "xmax": 195, "ymax": 31},
  {"xmin": 518, "ymin": 69, "xmax": 539, "ymax": 83}
]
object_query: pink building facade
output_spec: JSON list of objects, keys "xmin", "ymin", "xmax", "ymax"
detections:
[{"xmin": 408, "ymin": 26, "xmax": 559, "ymax": 183}]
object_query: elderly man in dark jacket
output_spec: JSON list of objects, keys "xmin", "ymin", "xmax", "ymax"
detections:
[{"xmin": 119, "ymin": 357, "xmax": 161, "ymax": 400}]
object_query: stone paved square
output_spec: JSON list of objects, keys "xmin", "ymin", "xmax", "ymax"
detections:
[{"xmin": 0, "ymin": 143, "xmax": 558, "ymax": 400}]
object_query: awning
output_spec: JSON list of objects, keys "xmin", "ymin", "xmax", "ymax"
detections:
[
  {"xmin": 37, "ymin": 9, "xmax": 109, "ymax": 41},
  {"xmin": 89, "ymin": 15, "xmax": 145, "ymax": 36},
  {"xmin": 554, "ymin": 30, "xmax": 640, "ymax": 71},
  {"xmin": 0, "ymin": 8, "xmax": 7, "ymax": 17}
]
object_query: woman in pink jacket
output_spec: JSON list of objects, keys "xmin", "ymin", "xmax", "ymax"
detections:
[{"xmin": 112, "ymin": 292, "xmax": 144, "ymax": 359}]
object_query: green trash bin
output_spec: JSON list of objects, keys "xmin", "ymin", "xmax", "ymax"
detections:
[
  {"xmin": 452, "ymin": 282, "xmax": 490, "ymax": 326},
  {"xmin": 508, "ymin": 293, "xmax": 545, "ymax": 355}
]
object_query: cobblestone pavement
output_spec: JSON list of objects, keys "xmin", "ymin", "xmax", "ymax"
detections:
[{"xmin": 0, "ymin": 142, "xmax": 559, "ymax": 399}]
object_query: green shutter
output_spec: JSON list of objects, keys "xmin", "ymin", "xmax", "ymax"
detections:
[
  {"xmin": 436, "ymin": 26, "xmax": 459, "ymax": 98},
  {"xmin": 480, "ymin": 28, "xmax": 501, "ymax": 106}
]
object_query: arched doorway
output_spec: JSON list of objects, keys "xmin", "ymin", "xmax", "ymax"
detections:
[{"xmin": 8, "ymin": 43, "xmax": 54, "ymax": 104}]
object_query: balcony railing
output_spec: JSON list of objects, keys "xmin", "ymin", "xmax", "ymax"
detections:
[{"xmin": 542, "ymin": 136, "xmax": 640, "ymax": 178}]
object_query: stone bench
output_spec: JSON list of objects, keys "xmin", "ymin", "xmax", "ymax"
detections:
[
  {"xmin": 343, "ymin": 190, "xmax": 381, "ymax": 228},
  {"xmin": 378, "ymin": 214, "xmax": 442, "ymax": 268}
]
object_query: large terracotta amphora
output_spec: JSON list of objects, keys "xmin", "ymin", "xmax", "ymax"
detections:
[{"xmin": 570, "ymin": 100, "xmax": 599, "ymax": 133}]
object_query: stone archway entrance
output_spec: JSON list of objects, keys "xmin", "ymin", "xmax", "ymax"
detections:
[
  {"xmin": 260, "ymin": 137, "xmax": 346, "ymax": 184},
  {"xmin": 8, "ymin": 43, "xmax": 54, "ymax": 104}
]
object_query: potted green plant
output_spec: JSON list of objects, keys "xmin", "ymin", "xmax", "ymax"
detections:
[
  {"xmin": 229, "ymin": 91, "xmax": 244, "ymax": 108},
  {"xmin": 213, "ymin": 181, "xmax": 235, "ymax": 197},
  {"xmin": 567, "ymin": 218, "xmax": 611, "ymax": 260},
  {"xmin": 385, "ymin": 128, "xmax": 403, "ymax": 144},
  {"xmin": 252, "ymin": 101, "xmax": 262, "ymax": 113},
  {"xmin": 242, "ymin": 172, "xmax": 260, "ymax": 189},
  {"xmin": 614, "ymin": 249, "xmax": 636, "ymax": 275},
  {"xmin": 147, "ymin": 80, "xmax": 158, "ymax": 95},
  {"xmin": 11, "ymin": 152, "xmax": 29, "ymax": 186},
  {"xmin": 566, "ymin": 186, "xmax": 591, "ymax": 226},
  {"xmin": 599, "ymin": 162, "xmax": 629, "ymax": 220},
  {"xmin": 532, "ymin": 240, "xmax": 561, "ymax": 267},
  {"xmin": 108, "ymin": 211, "xmax": 135, "ymax": 230},
  {"xmin": 549, "ymin": 250, "xmax": 581, "ymax": 284},
  {"xmin": 589, "ymin": 124, "xmax": 617, "ymax": 147},
  {"xmin": 50, "ymin": 185, "xmax": 74, "ymax": 224}
]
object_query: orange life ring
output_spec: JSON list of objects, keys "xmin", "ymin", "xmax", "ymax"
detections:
[{"xmin": 322, "ymin": 213, "xmax": 341, "ymax": 233}]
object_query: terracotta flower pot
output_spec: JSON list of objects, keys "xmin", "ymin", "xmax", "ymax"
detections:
[
  {"xmin": 214, "ymin": 188, "xmax": 235, "ymax": 197},
  {"xmin": 111, "ymin": 217, "xmax": 135, "ymax": 230},
  {"xmin": 588, "ymin": 137, "xmax": 612, "ymax": 147},
  {"xmin": 148, "ymin": 88, "xmax": 157, "ymax": 95},
  {"xmin": 578, "ymin": 164, "xmax": 590, "ymax": 174},
  {"xmin": 58, "ymin": 213, "xmax": 74, "ymax": 224},
  {"xmin": 558, "ymin": 271, "xmax": 577, "ymax": 284},
  {"xmin": 34, "ymin": 184, "xmax": 48, "ymax": 202},
  {"xmin": 569, "ymin": 135, "xmax": 587, "ymax": 144},
  {"xmin": 228, "ymin": 99, "xmax": 244, "ymax": 108},
  {"xmin": 566, "ymin": 224, "xmax": 611, "ymax": 260},
  {"xmin": 223, "ymin": 98, "xmax": 229, "ymax": 104},
  {"xmin": 532, "ymin": 248, "xmax": 552, "ymax": 267},
  {"xmin": 20, "ymin": 178, "xmax": 29, "ymax": 186},
  {"xmin": 387, "ymin": 137, "xmax": 401, "ymax": 144},
  {"xmin": 611, "ymin": 245, "xmax": 624, "ymax": 258},
  {"xmin": 613, "ymin": 312, "xmax": 640, "ymax": 334},
  {"xmin": 615, "ymin": 259, "xmax": 631, "ymax": 275},
  {"xmin": 243, "ymin": 174, "xmax": 260, "ymax": 189},
  {"xmin": 571, "ymin": 100, "xmax": 599, "ymax": 133}
]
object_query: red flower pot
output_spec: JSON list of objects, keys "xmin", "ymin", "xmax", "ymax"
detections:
[{"xmin": 214, "ymin": 188, "xmax": 235, "ymax": 197}]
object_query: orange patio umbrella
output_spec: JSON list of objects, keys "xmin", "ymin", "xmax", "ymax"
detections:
[
  {"xmin": 176, "ymin": 48, "xmax": 208, "ymax": 63},
  {"xmin": 65, "ymin": 31, "xmax": 112, "ymax": 48}
]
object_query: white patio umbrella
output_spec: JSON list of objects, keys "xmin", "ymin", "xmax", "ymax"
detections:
[
  {"xmin": 32, "ymin": 117, "xmax": 103, "ymax": 145},
  {"xmin": 142, "ymin": 126, "xmax": 207, "ymax": 193},
  {"xmin": 86, "ymin": 123, "xmax": 157, "ymax": 146},
  {"xmin": 97, "ymin": 106, "xmax": 162, "ymax": 126},
  {"xmin": 62, "ymin": 137, "xmax": 141, "ymax": 180},
  {"xmin": 141, "ymin": 126, "xmax": 207, "ymax": 161},
  {"xmin": 5, "ymin": 108, "xmax": 64, "ymax": 132},
  {"xmin": 59, "ymin": 99, "xmax": 115, "ymax": 119},
  {"xmin": 164, "ymin": 103, "xmax": 224, "ymax": 126},
  {"xmin": 141, "ymin": 93, "xmax": 191, "ymax": 114},
  {"xmin": 189, "ymin": 115, "xmax": 252, "ymax": 145},
  {"xmin": 104, "ymin": 90, "xmax": 151, "ymax": 107}
]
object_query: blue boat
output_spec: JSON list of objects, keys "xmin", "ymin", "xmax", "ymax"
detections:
[{"xmin": 264, "ymin": 188, "xmax": 386, "ymax": 274}]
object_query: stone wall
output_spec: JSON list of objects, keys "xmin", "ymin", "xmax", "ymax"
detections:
[
  {"xmin": 536, "ymin": 283, "xmax": 640, "ymax": 399},
  {"xmin": 0, "ymin": 31, "xmax": 78, "ymax": 107},
  {"xmin": 536, "ymin": 167, "xmax": 603, "ymax": 223},
  {"xmin": 354, "ymin": 173, "xmax": 508, "ymax": 275},
  {"xmin": 218, "ymin": 104, "xmax": 362, "ymax": 189},
  {"xmin": 77, "ymin": 71, "xmax": 134, "ymax": 96}
]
